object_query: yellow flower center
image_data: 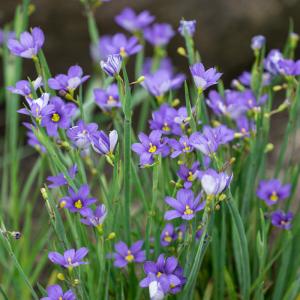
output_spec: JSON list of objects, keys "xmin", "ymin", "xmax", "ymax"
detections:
[
  {"xmin": 187, "ymin": 171, "xmax": 194, "ymax": 182},
  {"xmin": 162, "ymin": 122, "xmax": 170, "ymax": 132},
  {"xmin": 164, "ymin": 231, "xmax": 172, "ymax": 243},
  {"xmin": 183, "ymin": 142, "xmax": 190, "ymax": 152},
  {"xmin": 157, "ymin": 272, "xmax": 162, "ymax": 278},
  {"xmin": 120, "ymin": 47, "xmax": 127, "ymax": 57},
  {"xmin": 51, "ymin": 113, "xmax": 60, "ymax": 122},
  {"xmin": 60, "ymin": 200, "xmax": 66, "ymax": 208},
  {"xmin": 170, "ymin": 283, "xmax": 175, "ymax": 288},
  {"xmin": 125, "ymin": 250, "xmax": 134, "ymax": 262},
  {"xmin": 148, "ymin": 143, "xmax": 157, "ymax": 153},
  {"xmin": 74, "ymin": 199, "xmax": 83, "ymax": 209},
  {"xmin": 59, "ymin": 297, "xmax": 63, "ymax": 300},
  {"xmin": 67, "ymin": 257, "xmax": 72, "ymax": 264},
  {"xmin": 184, "ymin": 205, "xmax": 194, "ymax": 215},
  {"xmin": 107, "ymin": 95, "xmax": 116, "ymax": 104},
  {"xmin": 270, "ymin": 191, "xmax": 278, "ymax": 202},
  {"xmin": 241, "ymin": 128, "xmax": 247, "ymax": 134}
]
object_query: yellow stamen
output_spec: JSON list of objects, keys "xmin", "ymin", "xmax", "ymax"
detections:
[
  {"xmin": 59, "ymin": 297, "xmax": 63, "ymax": 300},
  {"xmin": 107, "ymin": 95, "xmax": 116, "ymax": 104},
  {"xmin": 67, "ymin": 257, "xmax": 72, "ymax": 264},
  {"xmin": 270, "ymin": 191, "xmax": 278, "ymax": 202},
  {"xmin": 60, "ymin": 200, "xmax": 66, "ymax": 208},
  {"xmin": 74, "ymin": 199, "xmax": 83, "ymax": 209},
  {"xmin": 164, "ymin": 231, "xmax": 172, "ymax": 243},
  {"xmin": 187, "ymin": 171, "xmax": 194, "ymax": 182},
  {"xmin": 125, "ymin": 250, "xmax": 134, "ymax": 262},
  {"xmin": 170, "ymin": 283, "xmax": 175, "ymax": 288},
  {"xmin": 162, "ymin": 122, "xmax": 170, "ymax": 132},
  {"xmin": 157, "ymin": 272, "xmax": 162, "ymax": 278},
  {"xmin": 184, "ymin": 205, "xmax": 193, "ymax": 215},
  {"xmin": 51, "ymin": 113, "xmax": 60, "ymax": 122},
  {"xmin": 148, "ymin": 143, "xmax": 157, "ymax": 153},
  {"xmin": 183, "ymin": 142, "xmax": 191, "ymax": 152},
  {"xmin": 120, "ymin": 47, "xmax": 127, "ymax": 57}
]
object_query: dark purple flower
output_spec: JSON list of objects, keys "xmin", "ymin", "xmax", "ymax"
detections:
[
  {"xmin": 256, "ymin": 179, "xmax": 291, "ymax": 206},
  {"xmin": 271, "ymin": 210, "xmax": 293, "ymax": 230},
  {"xmin": 41, "ymin": 284, "xmax": 75, "ymax": 300},
  {"xmin": 41, "ymin": 97, "xmax": 76, "ymax": 137},
  {"xmin": 99, "ymin": 33, "xmax": 142, "ymax": 58},
  {"xmin": 149, "ymin": 104, "xmax": 182, "ymax": 135},
  {"xmin": 67, "ymin": 120, "xmax": 98, "ymax": 150},
  {"xmin": 168, "ymin": 135, "xmax": 194, "ymax": 158},
  {"xmin": 100, "ymin": 54, "xmax": 122, "ymax": 77},
  {"xmin": 91, "ymin": 130, "xmax": 118, "ymax": 156},
  {"xmin": 7, "ymin": 76, "xmax": 42, "ymax": 98},
  {"xmin": 251, "ymin": 35, "xmax": 266, "ymax": 50},
  {"xmin": 113, "ymin": 240, "xmax": 146, "ymax": 268},
  {"xmin": 7, "ymin": 27, "xmax": 44, "ymax": 58},
  {"xmin": 115, "ymin": 8, "xmax": 155, "ymax": 32},
  {"xmin": 177, "ymin": 162, "xmax": 200, "ymax": 189},
  {"xmin": 60, "ymin": 184, "xmax": 96, "ymax": 215},
  {"xmin": 131, "ymin": 130, "xmax": 169, "ymax": 166},
  {"xmin": 48, "ymin": 65, "xmax": 89, "ymax": 94},
  {"xmin": 264, "ymin": 49, "xmax": 284, "ymax": 75},
  {"xmin": 144, "ymin": 23, "xmax": 175, "ymax": 46},
  {"xmin": 178, "ymin": 20, "xmax": 196, "ymax": 37},
  {"xmin": 278, "ymin": 59, "xmax": 300, "ymax": 76},
  {"xmin": 48, "ymin": 247, "xmax": 88, "ymax": 269},
  {"xmin": 164, "ymin": 189, "xmax": 205, "ymax": 221},
  {"xmin": 160, "ymin": 223, "xmax": 177, "ymax": 247},
  {"xmin": 140, "ymin": 254, "xmax": 186, "ymax": 295},
  {"xmin": 47, "ymin": 165, "xmax": 78, "ymax": 188},
  {"xmin": 236, "ymin": 116, "xmax": 255, "ymax": 136},
  {"xmin": 190, "ymin": 125, "xmax": 235, "ymax": 156},
  {"xmin": 94, "ymin": 83, "xmax": 121, "ymax": 111},
  {"xmin": 80, "ymin": 204, "xmax": 107, "ymax": 229},
  {"xmin": 199, "ymin": 168, "xmax": 232, "ymax": 196},
  {"xmin": 190, "ymin": 62, "xmax": 222, "ymax": 91},
  {"xmin": 142, "ymin": 69, "xmax": 185, "ymax": 98}
]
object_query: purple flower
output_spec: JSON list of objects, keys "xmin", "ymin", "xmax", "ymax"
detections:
[
  {"xmin": 7, "ymin": 76, "xmax": 42, "ymax": 98},
  {"xmin": 99, "ymin": 33, "xmax": 142, "ymax": 58},
  {"xmin": 264, "ymin": 49, "xmax": 284, "ymax": 75},
  {"xmin": 278, "ymin": 59, "xmax": 300, "ymax": 76},
  {"xmin": 142, "ymin": 69, "xmax": 185, "ymax": 98},
  {"xmin": 23, "ymin": 122, "xmax": 46, "ymax": 153},
  {"xmin": 47, "ymin": 165, "xmax": 78, "ymax": 189},
  {"xmin": 41, "ymin": 97, "xmax": 76, "ymax": 137},
  {"xmin": 67, "ymin": 120, "xmax": 98, "ymax": 150},
  {"xmin": 190, "ymin": 125, "xmax": 235, "ymax": 156},
  {"xmin": 115, "ymin": 7, "xmax": 155, "ymax": 32},
  {"xmin": 48, "ymin": 247, "xmax": 88, "ymax": 269},
  {"xmin": 80, "ymin": 204, "xmax": 107, "ymax": 228},
  {"xmin": 256, "ymin": 179, "xmax": 291, "ymax": 206},
  {"xmin": 18, "ymin": 92, "xmax": 51, "ymax": 119},
  {"xmin": 113, "ymin": 240, "xmax": 146, "ymax": 268},
  {"xmin": 7, "ymin": 27, "xmax": 44, "ymax": 58},
  {"xmin": 190, "ymin": 62, "xmax": 222, "ymax": 91},
  {"xmin": 131, "ymin": 130, "xmax": 169, "ymax": 166},
  {"xmin": 144, "ymin": 23, "xmax": 175, "ymax": 46},
  {"xmin": 236, "ymin": 71, "xmax": 271, "ymax": 87},
  {"xmin": 48, "ymin": 65, "xmax": 89, "ymax": 94},
  {"xmin": 177, "ymin": 162, "xmax": 200, "ymax": 189},
  {"xmin": 178, "ymin": 20, "xmax": 196, "ymax": 37},
  {"xmin": 142, "ymin": 57, "xmax": 173, "ymax": 76},
  {"xmin": 164, "ymin": 189, "xmax": 205, "ymax": 221},
  {"xmin": 236, "ymin": 116, "xmax": 256, "ymax": 136},
  {"xmin": 271, "ymin": 210, "xmax": 293, "ymax": 230},
  {"xmin": 140, "ymin": 254, "xmax": 186, "ymax": 295},
  {"xmin": 100, "ymin": 54, "xmax": 122, "ymax": 77},
  {"xmin": 91, "ymin": 130, "xmax": 118, "ymax": 156},
  {"xmin": 160, "ymin": 223, "xmax": 177, "ymax": 247},
  {"xmin": 149, "ymin": 104, "xmax": 182, "ymax": 135},
  {"xmin": 199, "ymin": 169, "xmax": 232, "ymax": 196},
  {"xmin": 60, "ymin": 184, "xmax": 96, "ymax": 215},
  {"xmin": 94, "ymin": 83, "xmax": 121, "ymax": 111},
  {"xmin": 168, "ymin": 135, "xmax": 194, "ymax": 158},
  {"xmin": 251, "ymin": 35, "xmax": 266, "ymax": 50},
  {"xmin": 41, "ymin": 284, "xmax": 75, "ymax": 300}
]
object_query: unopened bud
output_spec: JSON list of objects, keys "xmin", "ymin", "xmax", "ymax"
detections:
[
  {"xmin": 107, "ymin": 232, "xmax": 116, "ymax": 240},
  {"xmin": 40, "ymin": 188, "xmax": 48, "ymax": 200},
  {"xmin": 60, "ymin": 200, "xmax": 66, "ymax": 209},
  {"xmin": 264, "ymin": 143, "xmax": 274, "ymax": 153},
  {"xmin": 177, "ymin": 47, "xmax": 187, "ymax": 56},
  {"xmin": 73, "ymin": 279, "xmax": 80, "ymax": 286},
  {"xmin": 172, "ymin": 98, "xmax": 180, "ymax": 107},
  {"xmin": 57, "ymin": 273, "xmax": 65, "ymax": 281}
]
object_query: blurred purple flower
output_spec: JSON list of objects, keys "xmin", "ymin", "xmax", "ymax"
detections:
[
  {"xmin": 177, "ymin": 162, "xmax": 200, "ymax": 189},
  {"xmin": 168, "ymin": 135, "xmax": 194, "ymax": 158},
  {"xmin": 178, "ymin": 20, "xmax": 196, "ymax": 37},
  {"xmin": 278, "ymin": 59, "xmax": 300, "ymax": 76},
  {"xmin": 94, "ymin": 83, "xmax": 121, "ymax": 111},
  {"xmin": 144, "ymin": 23, "xmax": 175, "ymax": 46},
  {"xmin": 264, "ymin": 49, "xmax": 284, "ymax": 75},
  {"xmin": 47, "ymin": 165, "xmax": 77, "ymax": 189},
  {"xmin": 271, "ymin": 210, "xmax": 293, "ymax": 230},
  {"xmin": 7, "ymin": 76, "xmax": 42, "ymax": 98},
  {"xmin": 80, "ymin": 204, "xmax": 107, "ymax": 228},
  {"xmin": 251, "ymin": 35, "xmax": 265, "ymax": 50},
  {"xmin": 41, "ymin": 284, "xmax": 75, "ymax": 300},
  {"xmin": 160, "ymin": 223, "xmax": 177, "ymax": 247}
]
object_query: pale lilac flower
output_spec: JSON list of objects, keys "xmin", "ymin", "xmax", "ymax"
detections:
[
  {"xmin": 48, "ymin": 248, "xmax": 88, "ymax": 269},
  {"xmin": 160, "ymin": 223, "xmax": 177, "ymax": 247},
  {"xmin": 264, "ymin": 49, "xmax": 284, "ymax": 75},
  {"xmin": 178, "ymin": 20, "xmax": 196, "ymax": 37},
  {"xmin": 80, "ymin": 204, "xmax": 107, "ymax": 228},
  {"xmin": 251, "ymin": 35, "xmax": 266, "ymax": 50},
  {"xmin": 168, "ymin": 135, "xmax": 194, "ymax": 158},
  {"xmin": 47, "ymin": 165, "xmax": 78, "ymax": 188},
  {"xmin": 7, "ymin": 27, "xmax": 44, "ymax": 58},
  {"xmin": 144, "ymin": 23, "xmax": 175, "ymax": 46},
  {"xmin": 7, "ymin": 76, "xmax": 42, "ymax": 98},
  {"xmin": 115, "ymin": 8, "xmax": 155, "ymax": 32}
]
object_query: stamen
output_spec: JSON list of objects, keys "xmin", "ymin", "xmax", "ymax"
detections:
[
  {"xmin": 125, "ymin": 250, "xmax": 134, "ymax": 262},
  {"xmin": 184, "ymin": 205, "xmax": 193, "ymax": 215},
  {"xmin": 74, "ymin": 199, "xmax": 83, "ymax": 209},
  {"xmin": 51, "ymin": 113, "xmax": 60, "ymax": 122},
  {"xmin": 148, "ymin": 143, "xmax": 157, "ymax": 153}
]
